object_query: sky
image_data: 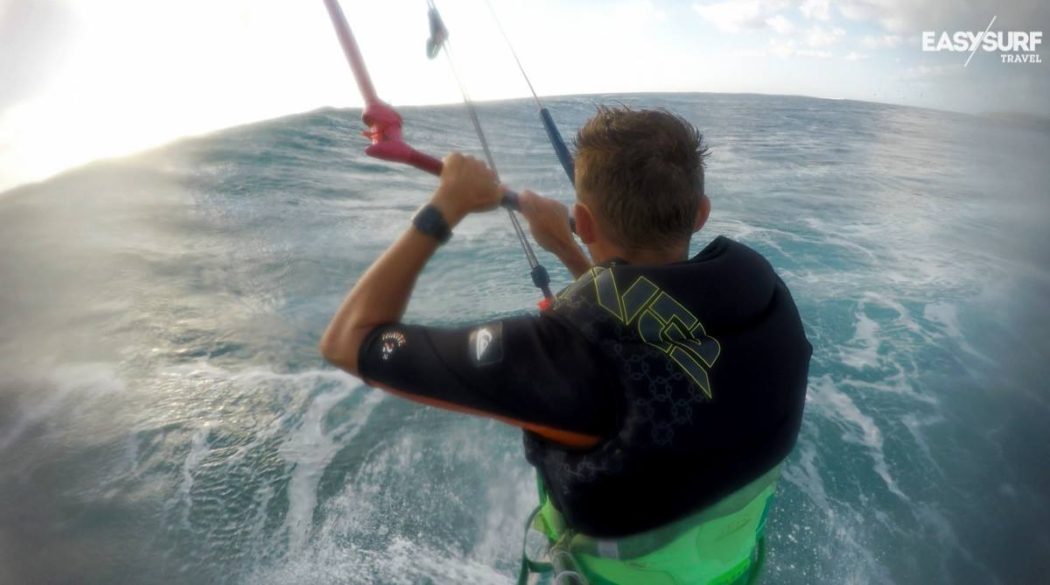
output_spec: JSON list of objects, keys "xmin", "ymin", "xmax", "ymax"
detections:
[{"xmin": 0, "ymin": 0, "xmax": 1047, "ymax": 193}]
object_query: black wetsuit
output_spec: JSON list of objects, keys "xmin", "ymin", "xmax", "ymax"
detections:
[{"xmin": 358, "ymin": 235, "xmax": 811, "ymax": 537}]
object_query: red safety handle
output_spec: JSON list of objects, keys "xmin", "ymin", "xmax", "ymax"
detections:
[
  {"xmin": 323, "ymin": 0, "xmax": 550, "ymax": 309},
  {"xmin": 407, "ymin": 150, "xmax": 444, "ymax": 176},
  {"xmin": 323, "ymin": 0, "xmax": 527, "ymax": 206}
]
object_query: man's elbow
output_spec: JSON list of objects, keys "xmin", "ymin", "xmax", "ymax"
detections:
[{"xmin": 318, "ymin": 328, "xmax": 367, "ymax": 376}]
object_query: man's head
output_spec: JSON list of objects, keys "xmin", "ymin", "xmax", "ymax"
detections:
[{"xmin": 572, "ymin": 106, "xmax": 710, "ymax": 263}]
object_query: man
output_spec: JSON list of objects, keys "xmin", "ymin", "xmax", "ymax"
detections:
[{"xmin": 321, "ymin": 107, "xmax": 811, "ymax": 584}]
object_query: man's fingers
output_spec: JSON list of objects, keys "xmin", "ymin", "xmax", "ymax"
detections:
[
  {"xmin": 518, "ymin": 190, "xmax": 536, "ymax": 214},
  {"xmin": 442, "ymin": 151, "xmax": 463, "ymax": 169}
]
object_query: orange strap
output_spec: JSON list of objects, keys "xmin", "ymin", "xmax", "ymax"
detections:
[{"xmin": 365, "ymin": 378, "xmax": 602, "ymax": 448}]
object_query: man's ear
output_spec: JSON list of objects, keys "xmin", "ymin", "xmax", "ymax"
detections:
[
  {"xmin": 573, "ymin": 202, "xmax": 598, "ymax": 244},
  {"xmin": 693, "ymin": 195, "xmax": 711, "ymax": 233}
]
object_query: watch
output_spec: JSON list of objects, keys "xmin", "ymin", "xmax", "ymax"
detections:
[{"xmin": 412, "ymin": 204, "xmax": 452, "ymax": 244}]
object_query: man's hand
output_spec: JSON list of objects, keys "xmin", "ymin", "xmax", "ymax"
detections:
[
  {"xmin": 430, "ymin": 153, "xmax": 502, "ymax": 227},
  {"xmin": 518, "ymin": 190, "xmax": 592, "ymax": 278},
  {"xmin": 518, "ymin": 190, "xmax": 575, "ymax": 256},
  {"xmin": 322, "ymin": 153, "xmax": 498, "ymax": 375}
]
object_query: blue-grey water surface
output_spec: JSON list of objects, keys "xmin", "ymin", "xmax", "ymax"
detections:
[{"xmin": 1, "ymin": 93, "xmax": 1048, "ymax": 584}]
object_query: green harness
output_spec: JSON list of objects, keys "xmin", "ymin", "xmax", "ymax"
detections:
[{"xmin": 518, "ymin": 466, "xmax": 780, "ymax": 585}]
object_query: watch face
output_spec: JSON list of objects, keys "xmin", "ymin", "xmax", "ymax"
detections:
[{"xmin": 414, "ymin": 205, "xmax": 451, "ymax": 242}]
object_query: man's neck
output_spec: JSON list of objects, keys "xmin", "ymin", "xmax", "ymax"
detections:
[{"xmin": 594, "ymin": 243, "xmax": 690, "ymax": 267}]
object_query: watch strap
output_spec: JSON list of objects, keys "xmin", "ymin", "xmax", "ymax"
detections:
[{"xmin": 412, "ymin": 204, "xmax": 452, "ymax": 244}]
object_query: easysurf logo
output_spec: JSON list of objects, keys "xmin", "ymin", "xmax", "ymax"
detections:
[{"xmin": 922, "ymin": 16, "xmax": 1042, "ymax": 66}]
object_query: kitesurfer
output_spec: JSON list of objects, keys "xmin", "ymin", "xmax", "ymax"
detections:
[{"xmin": 320, "ymin": 106, "xmax": 811, "ymax": 584}]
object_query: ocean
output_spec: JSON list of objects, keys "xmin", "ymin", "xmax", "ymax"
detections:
[{"xmin": 0, "ymin": 93, "xmax": 1048, "ymax": 584}]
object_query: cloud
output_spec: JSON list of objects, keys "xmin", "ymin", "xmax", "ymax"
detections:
[
  {"xmin": 835, "ymin": 1, "xmax": 915, "ymax": 33},
  {"xmin": 844, "ymin": 51, "xmax": 869, "ymax": 61},
  {"xmin": 799, "ymin": 0, "xmax": 831, "ymax": 21},
  {"xmin": 697, "ymin": 0, "xmax": 919, "ymax": 33},
  {"xmin": 901, "ymin": 64, "xmax": 957, "ymax": 80},
  {"xmin": 797, "ymin": 48, "xmax": 833, "ymax": 58},
  {"xmin": 803, "ymin": 25, "xmax": 845, "ymax": 47},
  {"xmin": 862, "ymin": 34, "xmax": 903, "ymax": 49},
  {"xmin": 835, "ymin": 0, "xmax": 1050, "ymax": 34},
  {"xmin": 694, "ymin": 0, "xmax": 1049, "ymax": 37},
  {"xmin": 765, "ymin": 38, "xmax": 834, "ymax": 59},
  {"xmin": 0, "ymin": 0, "xmax": 73, "ymax": 108},
  {"xmin": 766, "ymin": 14, "xmax": 795, "ymax": 34},
  {"xmin": 692, "ymin": 0, "xmax": 788, "ymax": 33},
  {"xmin": 610, "ymin": 0, "xmax": 668, "ymax": 24}
]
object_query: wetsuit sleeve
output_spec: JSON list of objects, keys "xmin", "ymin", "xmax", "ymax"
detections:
[{"xmin": 356, "ymin": 314, "xmax": 616, "ymax": 446}]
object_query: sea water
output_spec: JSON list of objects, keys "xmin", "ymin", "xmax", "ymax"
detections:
[{"xmin": 0, "ymin": 94, "xmax": 1047, "ymax": 584}]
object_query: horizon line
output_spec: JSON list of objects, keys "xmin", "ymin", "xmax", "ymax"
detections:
[{"xmin": 1, "ymin": 89, "xmax": 1045, "ymax": 198}]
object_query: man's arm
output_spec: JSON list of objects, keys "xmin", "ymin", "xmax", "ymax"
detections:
[
  {"xmin": 319, "ymin": 153, "xmax": 502, "ymax": 375},
  {"xmin": 355, "ymin": 316, "xmax": 616, "ymax": 446},
  {"xmin": 321, "ymin": 155, "xmax": 616, "ymax": 446},
  {"xmin": 517, "ymin": 190, "xmax": 592, "ymax": 278}
]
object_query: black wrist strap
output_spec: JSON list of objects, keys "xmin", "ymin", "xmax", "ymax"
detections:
[{"xmin": 412, "ymin": 204, "xmax": 452, "ymax": 244}]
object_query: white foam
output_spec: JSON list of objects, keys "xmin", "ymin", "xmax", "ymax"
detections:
[
  {"xmin": 177, "ymin": 421, "xmax": 215, "ymax": 527},
  {"xmin": 151, "ymin": 362, "xmax": 377, "ymax": 552},
  {"xmin": 251, "ymin": 535, "xmax": 511, "ymax": 585},
  {"xmin": 837, "ymin": 292, "xmax": 935, "ymax": 373},
  {"xmin": 780, "ymin": 437, "xmax": 832, "ymax": 512},
  {"xmin": 164, "ymin": 360, "xmax": 353, "ymax": 387},
  {"xmin": 711, "ymin": 217, "xmax": 801, "ymax": 259},
  {"xmin": 922, "ymin": 302, "xmax": 989, "ymax": 365},
  {"xmin": 248, "ymin": 414, "xmax": 526, "ymax": 585},
  {"xmin": 839, "ymin": 307, "xmax": 881, "ymax": 371},
  {"xmin": 0, "ymin": 361, "xmax": 125, "ymax": 450},
  {"xmin": 460, "ymin": 421, "xmax": 538, "ymax": 567},
  {"xmin": 808, "ymin": 375, "xmax": 907, "ymax": 501},
  {"xmin": 837, "ymin": 356, "xmax": 938, "ymax": 405},
  {"xmin": 786, "ymin": 212, "xmax": 998, "ymax": 307},
  {"xmin": 768, "ymin": 482, "xmax": 893, "ymax": 585},
  {"xmin": 280, "ymin": 386, "xmax": 384, "ymax": 554},
  {"xmin": 899, "ymin": 412, "xmax": 945, "ymax": 472},
  {"xmin": 912, "ymin": 502, "xmax": 1004, "ymax": 585}
]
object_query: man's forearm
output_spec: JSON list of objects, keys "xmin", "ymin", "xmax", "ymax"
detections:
[
  {"xmin": 321, "ymin": 153, "xmax": 502, "ymax": 375},
  {"xmin": 556, "ymin": 242, "xmax": 592, "ymax": 279},
  {"xmin": 319, "ymin": 226, "xmax": 441, "ymax": 375}
]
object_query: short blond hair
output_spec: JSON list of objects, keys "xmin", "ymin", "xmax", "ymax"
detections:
[{"xmin": 574, "ymin": 106, "xmax": 709, "ymax": 252}]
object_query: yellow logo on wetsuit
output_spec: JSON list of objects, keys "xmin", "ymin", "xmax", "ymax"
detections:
[{"xmin": 584, "ymin": 267, "xmax": 721, "ymax": 398}]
